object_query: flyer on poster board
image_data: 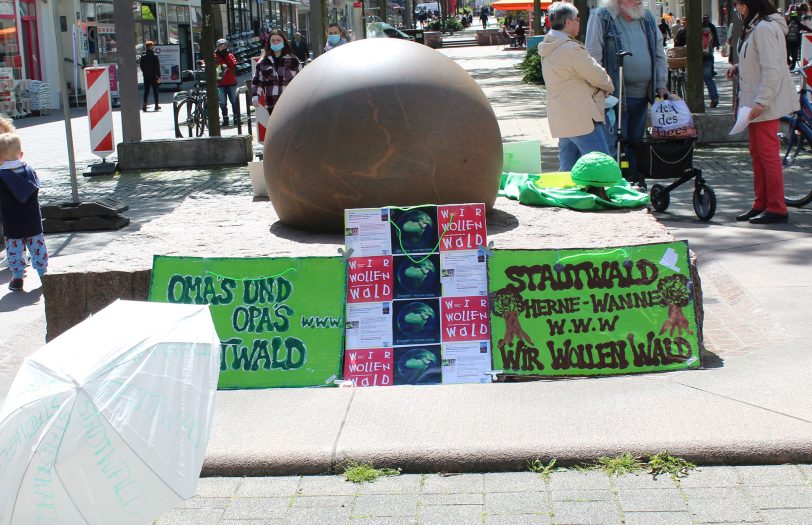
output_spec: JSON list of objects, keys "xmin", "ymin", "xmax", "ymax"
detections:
[
  {"xmin": 343, "ymin": 204, "xmax": 492, "ymax": 386},
  {"xmin": 488, "ymin": 241, "xmax": 701, "ymax": 377}
]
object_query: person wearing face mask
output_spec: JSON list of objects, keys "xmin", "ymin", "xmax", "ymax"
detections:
[
  {"xmin": 291, "ymin": 31, "xmax": 310, "ymax": 63},
  {"xmin": 214, "ymin": 38, "xmax": 239, "ymax": 127},
  {"xmin": 325, "ymin": 23, "xmax": 348, "ymax": 52},
  {"xmin": 726, "ymin": 0, "xmax": 798, "ymax": 224},
  {"xmin": 252, "ymin": 31, "xmax": 302, "ymax": 130}
]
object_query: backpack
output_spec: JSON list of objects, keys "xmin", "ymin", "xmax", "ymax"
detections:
[{"xmin": 788, "ymin": 19, "xmax": 801, "ymax": 42}]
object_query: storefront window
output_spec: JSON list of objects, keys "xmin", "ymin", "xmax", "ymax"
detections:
[
  {"xmin": 96, "ymin": 2, "xmax": 115, "ymax": 24},
  {"xmin": 0, "ymin": 17, "xmax": 22, "ymax": 79}
]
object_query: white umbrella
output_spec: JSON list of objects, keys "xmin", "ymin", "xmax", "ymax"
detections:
[{"xmin": 0, "ymin": 300, "xmax": 221, "ymax": 525}]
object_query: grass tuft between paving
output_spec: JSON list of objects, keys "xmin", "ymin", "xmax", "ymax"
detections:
[
  {"xmin": 646, "ymin": 451, "xmax": 697, "ymax": 479},
  {"xmin": 528, "ymin": 458, "xmax": 557, "ymax": 481},
  {"xmin": 339, "ymin": 460, "xmax": 401, "ymax": 483}
]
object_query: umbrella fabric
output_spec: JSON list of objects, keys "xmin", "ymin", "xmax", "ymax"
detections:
[{"xmin": 0, "ymin": 300, "xmax": 221, "ymax": 525}]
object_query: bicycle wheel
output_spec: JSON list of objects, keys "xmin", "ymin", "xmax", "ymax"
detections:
[
  {"xmin": 175, "ymin": 98, "xmax": 206, "ymax": 138},
  {"xmin": 693, "ymin": 183, "xmax": 716, "ymax": 221},
  {"xmin": 784, "ymin": 167, "xmax": 812, "ymax": 207}
]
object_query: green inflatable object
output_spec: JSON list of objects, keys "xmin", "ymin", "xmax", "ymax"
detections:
[
  {"xmin": 570, "ymin": 152, "xmax": 623, "ymax": 188},
  {"xmin": 498, "ymin": 172, "xmax": 650, "ymax": 210}
]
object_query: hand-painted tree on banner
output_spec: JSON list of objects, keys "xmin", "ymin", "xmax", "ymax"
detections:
[{"xmin": 488, "ymin": 242, "xmax": 701, "ymax": 376}]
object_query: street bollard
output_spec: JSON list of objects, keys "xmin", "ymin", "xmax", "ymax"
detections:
[
  {"xmin": 244, "ymin": 80, "xmax": 253, "ymax": 137},
  {"xmin": 235, "ymin": 86, "xmax": 246, "ymax": 135}
]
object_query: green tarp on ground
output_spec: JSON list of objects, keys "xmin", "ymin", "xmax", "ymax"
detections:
[{"xmin": 499, "ymin": 172, "xmax": 650, "ymax": 210}]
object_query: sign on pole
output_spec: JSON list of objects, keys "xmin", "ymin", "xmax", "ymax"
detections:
[{"xmin": 84, "ymin": 66, "xmax": 115, "ymax": 159}]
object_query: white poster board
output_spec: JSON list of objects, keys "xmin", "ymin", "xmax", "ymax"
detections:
[{"xmin": 153, "ymin": 44, "xmax": 182, "ymax": 87}]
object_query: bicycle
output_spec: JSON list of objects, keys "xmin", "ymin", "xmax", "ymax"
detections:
[
  {"xmin": 778, "ymin": 65, "xmax": 812, "ymax": 207},
  {"xmin": 174, "ymin": 69, "xmax": 208, "ymax": 138}
]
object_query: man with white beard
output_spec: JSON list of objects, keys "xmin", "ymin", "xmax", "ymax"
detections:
[{"xmin": 585, "ymin": 0, "xmax": 668, "ymax": 174}]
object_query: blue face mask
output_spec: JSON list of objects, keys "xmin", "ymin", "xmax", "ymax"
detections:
[
  {"xmin": 327, "ymin": 34, "xmax": 341, "ymax": 45},
  {"xmin": 270, "ymin": 43, "xmax": 284, "ymax": 52}
]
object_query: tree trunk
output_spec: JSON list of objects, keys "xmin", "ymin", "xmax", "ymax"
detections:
[
  {"xmin": 202, "ymin": 0, "xmax": 220, "ymax": 136},
  {"xmin": 576, "ymin": 0, "xmax": 589, "ymax": 40},
  {"xmin": 533, "ymin": 0, "xmax": 542, "ymax": 35},
  {"xmin": 685, "ymin": 0, "xmax": 704, "ymax": 112}
]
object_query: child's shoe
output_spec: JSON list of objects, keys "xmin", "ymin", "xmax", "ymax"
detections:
[{"xmin": 8, "ymin": 278, "xmax": 23, "ymax": 291}]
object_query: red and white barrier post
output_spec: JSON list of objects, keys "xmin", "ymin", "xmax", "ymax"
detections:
[{"xmin": 85, "ymin": 66, "xmax": 115, "ymax": 162}]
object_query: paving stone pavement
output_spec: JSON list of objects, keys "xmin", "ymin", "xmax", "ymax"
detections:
[{"xmin": 154, "ymin": 465, "xmax": 812, "ymax": 524}]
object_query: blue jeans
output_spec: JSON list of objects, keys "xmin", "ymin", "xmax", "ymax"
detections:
[
  {"xmin": 604, "ymin": 96, "xmax": 649, "ymax": 173},
  {"xmin": 558, "ymin": 122, "xmax": 613, "ymax": 171},
  {"xmin": 703, "ymin": 58, "xmax": 718, "ymax": 102},
  {"xmin": 218, "ymin": 85, "xmax": 237, "ymax": 119}
]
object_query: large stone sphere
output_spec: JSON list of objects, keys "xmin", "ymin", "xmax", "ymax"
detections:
[{"xmin": 263, "ymin": 38, "xmax": 503, "ymax": 232}]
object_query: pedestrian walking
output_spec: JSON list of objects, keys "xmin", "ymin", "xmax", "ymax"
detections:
[
  {"xmin": 139, "ymin": 40, "xmax": 161, "ymax": 112},
  {"xmin": 659, "ymin": 17, "xmax": 671, "ymax": 45},
  {"xmin": 727, "ymin": 0, "xmax": 798, "ymax": 224},
  {"xmin": 324, "ymin": 23, "xmax": 348, "ymax": 52},
  {"xmin": 215, "ymin": 38, "xmax": 238, "ymax": 127},
  {"xmin": 0, "ymin": 117, "xmax": 48, "ymax": 291},
  {"xmin": 291, "ymin": 32, "xmax": 310, "ymax": 63},
  {"xmin": 785, "ymin": 11, "xmax": 810, "ymax": 70},
  {"xmin": 585, "ymin": 0, "xmax": 669, "ymax": 172},
  {"xmin": 252, "ymin": 31, "xmax": 302, "ymax": 119},
  {"xmin": 702, "ymin": 24, "xmax": 720, "ymax": 107},
  {"xmin": 480, "ymin": 7, "xmax": 489, "ymax": 28},
  {"xmin": 540, "ymin": 2, "xmax": 614, "ymax": 171}
]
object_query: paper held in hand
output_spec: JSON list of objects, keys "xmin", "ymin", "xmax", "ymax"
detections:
[{"xmin": 730, "ymin": 106, "xmax": 752, "ymax": 135}]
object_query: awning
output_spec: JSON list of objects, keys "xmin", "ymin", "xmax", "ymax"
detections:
[{"xmin": 491, "ymin": 0, "xmax": 552, "ymax": 10}]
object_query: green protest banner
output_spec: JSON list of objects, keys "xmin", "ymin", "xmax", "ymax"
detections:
[
  {"xmin": 148, "ymin": 256, "xmax": 345, "ymax": 388},
  {"xmin": 488, "ymin": 241, "xmax": 700, "ymax": 376}
]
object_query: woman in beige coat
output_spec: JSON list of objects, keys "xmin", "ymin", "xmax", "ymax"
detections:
[
  {"xmin": 540, "ymin": 2, "xmax": 614, "ymax": 171},
  {"xmin": 726, "ymin": 0, "xmax": 798, "ymax": 224}
]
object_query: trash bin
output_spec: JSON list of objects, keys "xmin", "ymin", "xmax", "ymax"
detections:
[
  {"xmin": 402, "ymin": 29, "xmax": 425, "ymax": 44},
  {"xmin": 423, "ymin": 31, "xmax": 442, "ymax": 48}
]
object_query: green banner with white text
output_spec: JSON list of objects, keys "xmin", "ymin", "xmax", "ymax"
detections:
[
  {"xmin": 148, "ymin": 256, "xmax": 345, "ymax": 388},
  {"xmin": 488, "ymin": 242, "xmax": 701, "ymax": 376}
]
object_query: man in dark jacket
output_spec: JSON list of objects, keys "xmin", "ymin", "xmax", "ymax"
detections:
[
  {"xmin": 139, "ymin": 41, "xmax": 160, "ymax": 112},
  {"xmin": 291, "ymin": 32, "xmax": 309, "ymax": 63},
  {"xmin": 215, "ymin": 38, "xmax": 238, "ymax": 126}
]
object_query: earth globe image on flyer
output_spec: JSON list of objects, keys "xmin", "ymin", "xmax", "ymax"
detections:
[
  {"xmin": 396, "ymin": 347, "xmax": 441, "ymax": 383},
  {"xmin": 397, "ymin": 258, "xmax": 437, "ymax": 292},
  {"xmin": 396, "ymin": 301, "xmax": 437, "ymax": 335},
  {"xmin": 395, "ymin": 210, "xmax": 436, "ymax": 251}
]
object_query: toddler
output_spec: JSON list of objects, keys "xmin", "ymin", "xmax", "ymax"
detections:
[{"xmin": 0, "ymin": 117, "xmax": 47, "ymax": 291}]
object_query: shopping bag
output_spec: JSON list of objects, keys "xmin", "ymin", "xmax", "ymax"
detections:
[{"xmin": 650, "ymin": 96, "xmax": 697, "ymax": 139}]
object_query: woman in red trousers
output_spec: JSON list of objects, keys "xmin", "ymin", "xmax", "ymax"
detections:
[{"xmin": 726, "ymin": 0, "xmax": 798, "ymax": 224}]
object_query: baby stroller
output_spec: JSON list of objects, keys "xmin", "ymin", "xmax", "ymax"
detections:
[{"xmin": 613, "ymin": 52, "xmax": 716, "ymax": 221}]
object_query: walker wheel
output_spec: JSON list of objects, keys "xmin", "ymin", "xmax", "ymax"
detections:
[
  {"xmin": 650, "ymin": 184, "xmax": 670, "ymax": 212},
  {"xmin": 693, "ymin": 183, "xmax": 717, "ymax": 221}
]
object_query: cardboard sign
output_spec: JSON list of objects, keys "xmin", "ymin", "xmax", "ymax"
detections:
[
  {"xmin": 148, "ymin": 256, "xmax": 345, "ymax": 389},
  {"xmin": 488, "ymin": 241, "xmax": 701, "ymax": 377}
]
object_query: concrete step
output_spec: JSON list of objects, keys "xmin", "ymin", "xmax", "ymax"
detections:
[{"xmin": 441, "ymin": 39, "xmax": 479, "ymax": 48}]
